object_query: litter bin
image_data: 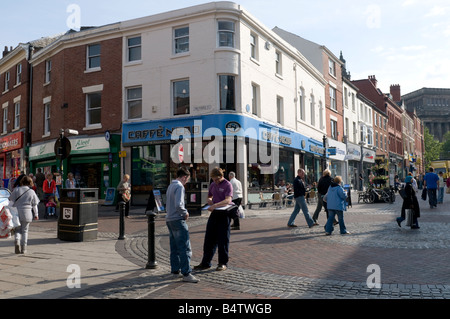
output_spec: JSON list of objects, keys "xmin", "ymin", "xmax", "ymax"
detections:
[
  {"xmin": 58, "ymin": 188, "xmax": 98, "ymax": 242},
  {"xmin": 185, "ymin": 182, "xmax": 209, "ymax": 216}
]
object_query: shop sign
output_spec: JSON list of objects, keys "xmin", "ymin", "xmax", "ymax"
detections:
[
  {"xmin": 346, "ymin": 143, "xmax": 361, "ymax": 161},
  {"xmin": 0, "ymin": 132, "xmax": 23, "ymax": 153}
]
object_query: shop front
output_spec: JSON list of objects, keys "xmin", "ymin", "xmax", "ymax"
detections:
[
  {"xmin": 327, "ymin": 138, "xmax": 347, "ymax": 179},
  {"xmin": 122, "ymin": 114, "xmax": 327, "ymax": 206},
  {"xmin": 345, "ymin": 142, "xmax": 361, "ymax": 190},
  {"xmin": 29, "ymin": 134, "xmax": 121, "ymax": 199},
  {"xmin": 0, "ymin": 131, "xmax": 25, "ymax": 187}
]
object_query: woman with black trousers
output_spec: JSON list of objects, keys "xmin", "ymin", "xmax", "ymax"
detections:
[{"xmin": 397, "ymin": 175, "xmax": 420, "ymax": 229}]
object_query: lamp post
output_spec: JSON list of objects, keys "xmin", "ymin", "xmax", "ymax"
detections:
[{"xmin": 359, "ymin": 141, "xmax": 365, "ymax": 191}]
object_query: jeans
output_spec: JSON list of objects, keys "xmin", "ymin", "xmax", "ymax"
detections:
[
  {"xmin": 46, "ymin": 207, "xmax": 55, "ymax": 216},
  {"xmin": 438, "ymin": 187, "xmax": 444, "ymax": 203},
  {"xmin": 324, "ymin": 210, "xmax": 347, "ymax": 234},
  {"xmin": 166, "ymin": 219, "xmax": 192, "ymax": 276},
  {"xmin": 288, "ymin": 196, "xmax": 314, "ymax": 227},
  {"xmin": 312, "ymin": 194, "xmax": 330, "ymax": 221},
  {"xmin": 428, "ymin": 188, "xmax": 437, "ymax": 207}
]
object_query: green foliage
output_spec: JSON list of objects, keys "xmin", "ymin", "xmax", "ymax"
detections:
[
  {"xmin": 440, "ymin": 131, "xmax": 450, "ymax": 159},
  {"xmin": 424, "ymin": 127, "xmax": 442, "ymax": 169}
]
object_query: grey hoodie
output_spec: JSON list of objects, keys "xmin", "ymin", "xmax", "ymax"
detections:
[
  {"xmin": 9, "ymin": 186, "xmax": 40, "ymax": 223},
  {"xmin": 165, "ymin": 180, "xmax": 188, "ymax": 222}
]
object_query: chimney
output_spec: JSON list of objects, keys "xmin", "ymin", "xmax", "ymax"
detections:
[
  {"xmin": 2, "ymin": 46, "xmax": 9, "ymax": 58},
  {"xmin": 368, "ymin": 75, "xmax": 377, "ymax": 87},
  {"xmin": 390, "ymin": 84, "xmax": 401, "ymax": 102}
]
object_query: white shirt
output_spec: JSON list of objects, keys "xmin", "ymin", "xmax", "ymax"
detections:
[{"xmin": 230, "ymin": 177, "xmax": 243, "ymax": 200}]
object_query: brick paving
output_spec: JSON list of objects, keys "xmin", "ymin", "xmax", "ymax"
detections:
[{"xmin": 3, "ymin": 191, "xmax": 450, "ymax": 300}]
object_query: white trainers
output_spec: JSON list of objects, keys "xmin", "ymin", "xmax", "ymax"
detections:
[{"xmin": 183, "ymin": 273, "xmax": 199, "ymax": 283}]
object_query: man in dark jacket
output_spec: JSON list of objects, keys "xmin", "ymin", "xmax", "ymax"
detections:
[
  {"xmin": 312, "ymin": 169, "xmax": 334, "ymax": 224},
  {"xmin": 287, "ymin": 169, "xmax": 316, "ymax": 228}
]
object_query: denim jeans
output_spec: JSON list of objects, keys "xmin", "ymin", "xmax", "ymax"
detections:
[
  {"xmin": 324, "ymin": 210, "xmax": 347, "ymax": 234},
  {"xmin": 288, "ymin": 196, "xmax": 314, "ymax": 227},
  {"xmin": 166, "ymin": 219, "xmax": 192, "ymax": 276},
  {"xmin": 428, "ymin": 188, "xmax": 437, "ymax": 207},
  {"xmin": 438, "ymin": 187, "xmax": 444, "ymax": 203}
]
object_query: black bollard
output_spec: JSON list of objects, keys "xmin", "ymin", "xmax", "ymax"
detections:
[
  {"xmin": 145, "ymin": 210, "xmax": 158, "ymax": 269},
  {"xmin": 118, "ymin": 201, "xmax": 126, "ymax": 240}
]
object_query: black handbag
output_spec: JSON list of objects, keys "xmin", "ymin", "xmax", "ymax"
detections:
[{"xmin": 421, "ymin": 188, "xmax": 427, "ymax": 201}]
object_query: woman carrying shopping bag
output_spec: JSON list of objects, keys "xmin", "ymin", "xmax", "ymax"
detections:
[
  {"xmin": 9, "ymin": 176, "xmax": 40, "ymax": 254},
  {"xmin": 396, "ymin": 175, "xmax": 420, "ymax": 229}
]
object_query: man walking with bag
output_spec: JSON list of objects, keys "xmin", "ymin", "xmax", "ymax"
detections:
[{"xmin": 423, "ymin": 167, "xmax": 439, "ymax": 209}]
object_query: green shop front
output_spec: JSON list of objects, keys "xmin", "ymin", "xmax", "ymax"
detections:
[{"xmin": 29, "ymin": 134, "xmax": 121, "ymax": 200}]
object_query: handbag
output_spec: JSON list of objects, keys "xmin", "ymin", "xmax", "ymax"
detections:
[
  {"xmin": 421, "ymin": 188, "xmax": 427, "ymax": 201},
  {"xmin": 405, "ymin": 209, "xmax": 413, "ymax": 227},
  {"xmin": 122, "ymin": 190, "xmax": 131, "ymax": 202},
  {"xmin": 446, "ymin": 188, "xmax": 450, "ymax": 194}
]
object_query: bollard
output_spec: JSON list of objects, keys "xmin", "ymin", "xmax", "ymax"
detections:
[
  {"xmin": 118, "ymin": 201, "xmax": 126, "ymax": 240},
  {"xmin": 145, "ymin": 210, "xmax": 158, "ymax": 269}
]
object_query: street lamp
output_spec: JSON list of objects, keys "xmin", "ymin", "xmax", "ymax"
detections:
[{"xmin": 359, "ymin": 140, "xmax": 365, "ymax": 191}]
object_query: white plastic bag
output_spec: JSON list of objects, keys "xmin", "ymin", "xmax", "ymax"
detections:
[
  {"xmin": 238, "ymin": 205, "xmax": 245, "ymax": 219},
  {"xmin": 8, "ymin": 205, "xmax": 20, "ymax": 228},
  {"xmin": 0, "ymin": 207, "xmax": 13, "ymax": 239}
]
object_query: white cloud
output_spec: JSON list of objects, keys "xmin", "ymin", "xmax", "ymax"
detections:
[{"xmin": 425, "ymin": 6, "xmax": 447, "ymax": 18}]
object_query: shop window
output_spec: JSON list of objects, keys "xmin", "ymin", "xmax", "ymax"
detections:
[{"xmin": 131, "ymin": 145, "xmax": 169, "ymax": 193}]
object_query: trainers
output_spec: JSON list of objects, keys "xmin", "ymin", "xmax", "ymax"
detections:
[
  {"xmin": 287, "ymin": 224, "xmax": 298, "ymax": 228},
  {"xmin": 183, "ymin": 273, "xmax": 199, "ymax": 283},
  {"xmin": 193, "ymin": 264, "xmax": 211, "ymax": 270},
  {"xmin": 216, "ymin": 264, "xmax": 227, "ymax": 271},
  {"xmin": 171, "ymin": 271, "xmax": 182, "ymax": 279}
]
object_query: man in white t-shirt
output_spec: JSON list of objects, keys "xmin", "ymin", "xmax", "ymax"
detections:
[{"xmin": 229, "ymin": 172, "xmax": 243, "ymax": 230}]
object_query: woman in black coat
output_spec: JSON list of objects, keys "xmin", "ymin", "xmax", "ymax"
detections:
[{"xmin": 397, "ymin": 176, "xmax": 420, "ymax": 229}]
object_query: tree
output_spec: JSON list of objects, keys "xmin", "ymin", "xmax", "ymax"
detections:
[
  {"xmin": 440, "ymin": 131, "xmax": 450, "ymax": 159},
  {"xmin": 423, "ymin": 127, "xmax": 442, "ymax": 170}
]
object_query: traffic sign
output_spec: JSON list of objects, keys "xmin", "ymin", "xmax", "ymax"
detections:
[{"xmin": 54, "ymin": 137, "xmax": 71, "ymax": 160}]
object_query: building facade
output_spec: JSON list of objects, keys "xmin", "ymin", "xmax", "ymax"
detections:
[
  {"xmin": 29, "ymin": 26, "xmax": 123, "ymax": 198},
  {"xmin": 402, "ymin": 88, "xmax": 450, "ymax": 142}
]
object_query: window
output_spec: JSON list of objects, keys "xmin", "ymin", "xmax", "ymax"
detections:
[
  {"xmin": 250, "ymin": 33, "xmax": 258, "ymax": 60},
  {"xmin": 44, "ymin": 103, "xmax": 51, "ymax": 134},
  {"xmin": 319, "ymin": 102, "xmax": 324, "ymax": 130},
  {"xmin": 299, "ymin": 87, "xmax": 305, "ymax": 121},
  {"xmin": 345, "ymin": 118, "xmax": 349, "ymax": 138},
  {"xmin": 2, "ymin": 107, "xmax": 7, "ymax": 134},
  {"xmin": 14, "ymin": 102, "xmax": 20, "ymax": 129},
  {"xmin": 4, "ymin": 72, "xmax": 10, "ymax": 91},
  {"xmin": 276, "ymin": 96, "xmax": 283, "ymax": 124},
  {"xmin": 251, "ymin": 83, "xmax": 259, "ymax": 116},
  {"xmin": 174, "ymin": 27, "xmax": 189, "ymax": 54},
  {"xmin": 218, "ymin": 21, "xmax": 235, "ymax": 47},
  {"xmin": 127, "ymin": 36, "xmax": 142, "ymax": 62},
  {"xmin": 275, "ymin": 50, "xmax": 282, "ymax": 75},
  {"xmin": 16, "ymin": 64, "xmax": 22, "ymax": 84},
  {"xmin": 330, "ymin": 119, "xmax": 338, "ymax": 140},
  {"xmin": 86, "ymin": 93, "xmax": 101, "ymax": 125},
  {"xmin": 173, "ymin": 80, "xmax": 190, "ymax": 115},
  {"xmin": 45, "ymin": 60, "xmax": 52, "ymax": 83},
  {"xmin": 219, "ymin": 75, "xmax": 235, "ymax": 111},
  {"xmin": 328, "ymin": 58, "xmax": 336, "ymax": 76},
  {"xmin": 344, "ymin": 88, "xmax": 348, "ymax": 107},
  {"xmin": 310, "ymin": 95, "xmax": 315, "ymax": 126},
  {"xmin": 127, "ymin": 87, "xmax": 142, "ymax": 119},
  {"xmin": 87, "ymin": 44, "xmax": 101, "ymax": 69},
  {"xmin": 329, "ymin": 87, "xmax": 336, "ymax": 110},
  {"xmin": 353, "ymin": 122, "xmax": 357, "ymax": 142}
]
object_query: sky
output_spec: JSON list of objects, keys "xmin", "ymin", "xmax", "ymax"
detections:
[{"xmin": 1, "ymin": 0, "xmax": 449, "ymax": 95}]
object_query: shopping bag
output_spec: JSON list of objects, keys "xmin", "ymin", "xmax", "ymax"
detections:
[
  {"xmin": 0, "ymin": 206, "xmax": 13, "ymax": 239},
  {"xmin": 405, "ymin": 209, "xmax": 413, "ymax": 227},
  {"xmin": 7, "ymin": 206, "xmax": 20, "ymax": 228},
  {"xmin": 421, "ymin": 188, "xmax": 427, "ymax": 201},
  {"xmin": 238, "ymin": 205, "xmax": 245, "ymax": 219}
]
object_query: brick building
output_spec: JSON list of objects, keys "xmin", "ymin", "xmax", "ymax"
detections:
[{"xmin": 28, "ymin": 27, "xmax": 123, "ymax": 198}]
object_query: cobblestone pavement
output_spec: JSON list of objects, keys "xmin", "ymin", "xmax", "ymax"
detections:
[{"xmin": 3, "ymin": 191, "xmax": 450, "ymax": 300}]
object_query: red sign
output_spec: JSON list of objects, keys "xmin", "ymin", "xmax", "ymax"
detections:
[
  {"xmin": 178, "ymin": 144, "xmax": 184, "ymax": 163},
  {"xmin": 0, "ymin": 132, "xmax": 23, "ymax": 153}
]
